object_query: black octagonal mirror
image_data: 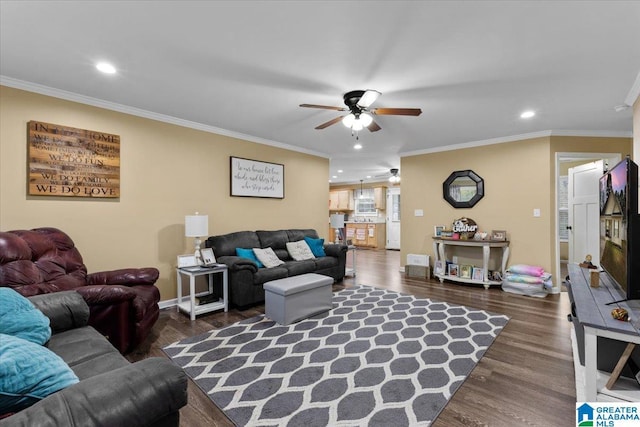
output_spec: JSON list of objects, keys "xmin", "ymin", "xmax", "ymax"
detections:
[{"xmin": 443, "ymin": 170, "xmax": 484, "ymax": 208}]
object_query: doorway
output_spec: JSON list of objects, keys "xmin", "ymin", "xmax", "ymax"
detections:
[
  {"xmin": 555, "ymin": 152, "xmax": 621, "ymax": 288},
  {"xmin": 386, "ymin": 187, "xmax": 401, "ymax": 249}
]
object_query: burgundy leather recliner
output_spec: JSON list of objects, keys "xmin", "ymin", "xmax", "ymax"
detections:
[{"xmin": 0, "ymin": 227, "xmax": 160, "ymax": 354}]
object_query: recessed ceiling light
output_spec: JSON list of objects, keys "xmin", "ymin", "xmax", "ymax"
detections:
[
  {"xmin": 366, "ymin": 175, "xmax": 372, "ymax": 179},
  {"xmin": 354, "ymin": 143, "xmax": 362, "ymax": 150},
  {"xmin": 96, "ymin": 62, "xmax": 116, "ymax": 74},
  {"xmin": 520, "ymin": 110, "xmax": 535, "ymax": 119},
  {"xmin": 332, "ymin": 175, "xmax": 337, "ymax": 179},
  {"xmin": 337, "ymin": 170, "xmax": 343, "ymax": 173}
]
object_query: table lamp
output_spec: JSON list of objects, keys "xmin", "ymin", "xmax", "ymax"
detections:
[
  {"xmin": 330, "ymin": 213, "xmax": 345, "ymax": 244},
  {"xmin": 185, "ymin": 212, "xmax": 209, "ymax": 264}
]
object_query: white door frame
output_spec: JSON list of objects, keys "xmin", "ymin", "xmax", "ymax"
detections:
[
  {"xmin": 386, "ymin": 187, "xmax": 401, "ymax": 249},
  {"xmin": 554, "ymin": 152, "xmax": 620, "ymax": 291}
]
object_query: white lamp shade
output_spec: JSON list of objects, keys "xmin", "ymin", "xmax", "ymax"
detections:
[
  {"xmin": 185, "ymin": 214, "xmax": 208, "ymax": 237},
  {"xmin": 330, "ymin": 213, "xmax": 345, "ymax": 228}
]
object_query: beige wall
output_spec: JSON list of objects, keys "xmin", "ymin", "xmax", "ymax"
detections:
[
  {"xmin": 401, "ymin": 135, "xmax": 631, "ymax": 288},
  {"xmin": 0, "ymin": 86, "xmax": 330, "ymax": 301}
]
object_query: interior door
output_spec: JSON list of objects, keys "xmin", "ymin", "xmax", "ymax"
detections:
[
  {"xmin": 568, "ymin": 160, "xmax": 603, "ymax": 266},
  {"xmin": 386, "ymin": 187, "xmax": 401, "ymax": 249}
]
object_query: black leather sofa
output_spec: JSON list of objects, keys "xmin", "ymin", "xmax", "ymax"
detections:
[
  {"xmin": 1, "ymin": 291, "xmax": 188, "ymax": 427},
  {"xmin": 205, "ymin": 229, "xmax": 347, "ymax": 308}
]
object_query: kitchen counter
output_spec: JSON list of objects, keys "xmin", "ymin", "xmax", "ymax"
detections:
[{"xmin": 344, "ymin": 220, "xmax": 386, "ymax": 224}]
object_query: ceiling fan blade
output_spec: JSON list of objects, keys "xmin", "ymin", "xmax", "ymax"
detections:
[
  {"xmin": 315, "ymin": 116, "xmax": 345, "ymax": 130},
  {"xmin": 300, "ymin": 103, "xmax": 346, "ymax": 111},
  {"xmin": 367, "ymin": 120, "xmax": 381, "ymax": 132},
  {"xmin": 357, "ymin": 90, "xmax": 381, "ymax": 108},
  {"xmin": 371, "ymin": 108, "xmax": 422, "ymax": 116}
]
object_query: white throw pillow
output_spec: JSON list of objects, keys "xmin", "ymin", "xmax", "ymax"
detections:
[
  {"xmin": 286, "ymin": 240, "xmax": 315, "ymax": 261},
  {"xmin": 252, "ymin": 247, "xmax": 285, "ymax": 268}
]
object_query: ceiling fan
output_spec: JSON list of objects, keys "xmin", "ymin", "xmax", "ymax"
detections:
[
  {"xmin": 300, "ymin": 90, "xmax": 422, "ymax": 133},
  {"xmin": 376, "ymin": 168, "xmax": 401, "ymax": 183}
]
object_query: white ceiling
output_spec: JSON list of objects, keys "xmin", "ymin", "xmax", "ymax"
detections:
[{"xmin": 1, "ymin": 1, "xmax": 639, "ymax": 184}]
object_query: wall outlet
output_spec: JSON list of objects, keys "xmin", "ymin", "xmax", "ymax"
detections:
[
  {"xmin": 414, "ymin": 209, "xmax": 424, "ymax": 217},
  {"xmin": 452, "ymin": 256, "xmax": 458, "ymax": 264},
  {"xmin": 533, "ymin": 208, "xmax": 541, "ymax": 217}
]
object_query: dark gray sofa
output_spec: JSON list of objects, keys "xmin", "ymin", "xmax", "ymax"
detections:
[
  {"xmin": 1, "ymin": 291, "xmax": 188, "ymax": 427},
  {"xmin": 205, "ymin": 229, "xmax": 347, "ymax": 308}
]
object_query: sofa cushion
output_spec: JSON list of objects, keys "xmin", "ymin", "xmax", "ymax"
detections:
[
  {"xmin": 46, "ymin": 326, "xmax": 129, "ymax": 380},
  {"xmin": 282, "ymin": 260, "xmax": 316, "ymax": 276},
  {"xmin": 236, "ymin": 248, "xmax": 264, "ymax": 268},
  {"xmin": 0, "ymin": 288, "xmax": 51, "ymax": 345},
  {"xmin": 253, "ymin": 248, "xmax": 285, "ymax": 268},
  {"xmin": 287, "ymin": 229, "xmax": 319, "ymax": 242},
  {"xmin": 303, "ymin": 236, "xmax": 326, "ymax": 257},
  {"xmin": 286, "ymin": 241, "xmax": 315, "ymax": 261},
  {"xmin": 256, "ymin": 230, "xmax": 290, "ymax": 250},
  {"xmin": 208, "ymin": 231, "xmax": 260, "ymax": 257},
  {"xmin": 0, "ymin": 334, "xmax": 79, "ymax": 413},
  {"xmin": 253, "ymin": 266, "xmax": 288, "ymax": 285}
]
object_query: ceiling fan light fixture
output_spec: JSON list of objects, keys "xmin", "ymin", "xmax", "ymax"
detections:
[
  {"xmin": 389, "ymin": 175, "xmax": 401, "ymax": 183},
  {"xmin": 342, "ymin": 114, "xmax": 355, "ymax": 128},
  {"xmin": 359, "ymin": 113, "xmax": 373, "ymax": 127},
  {"xmin": 351, "ymin": 120, "xmax": 364, "ymax": 131}
]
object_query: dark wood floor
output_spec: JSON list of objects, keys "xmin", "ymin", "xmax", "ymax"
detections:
[{"xmin": 128, "ymin": 249, "xmax": 576, "ymax": 427}]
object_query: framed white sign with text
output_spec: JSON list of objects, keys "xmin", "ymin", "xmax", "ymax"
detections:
[{"xmin": 230, "ymin": 156, "xmax": 284, "ymax": 199}]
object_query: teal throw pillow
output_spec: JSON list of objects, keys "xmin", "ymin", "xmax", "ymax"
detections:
[
  {"xmin": 235, "ymin": 248, "xmax": 264, "ymax": 268},
  {"xmin": 304, "ymin": 237, "xmax": 326, "ymax": 257},
  {"xmin": 0, "ymin": 288, "xmax": 51, "ymax": 345},
  {"xmin": 0, "ymin": 333, "xmax": 79, "ymax": 413}
]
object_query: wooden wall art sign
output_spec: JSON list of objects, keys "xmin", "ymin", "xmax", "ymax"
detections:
[{"xmin": 28, "ymin": 121, "xmax": 120, "ymax": 198}]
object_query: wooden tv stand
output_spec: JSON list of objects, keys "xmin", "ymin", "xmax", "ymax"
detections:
[{"xmin": 567, "ymin": 264, "xmax": 640, "ymax": 401}]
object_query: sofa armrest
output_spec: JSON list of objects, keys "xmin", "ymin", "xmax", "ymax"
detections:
[
  {"xmin": 28, "ymin": 291, "xmax": 90, "ymax": 333},
  {"xmin": 0, "ymin": 358, "xmax": 188, "ymax": 427},
  {"xmin": 86, "ymin": 268, "xmax": 159, "ymax": 286},
  {"xmin": 74, "ymin": 285, "xmax": 137, "ymax": 305},
  {"xmin": 323, "ymin": 243, "xmax": 348, "ymax": 257},
  {"xmin": 217, "ymin": 255, "xmax": 259, "ymax": 272}
]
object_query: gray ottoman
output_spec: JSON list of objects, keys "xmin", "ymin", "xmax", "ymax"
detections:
[{"xmin": 264, "ymin": 273, "xmax": 334, "ymax": 325}]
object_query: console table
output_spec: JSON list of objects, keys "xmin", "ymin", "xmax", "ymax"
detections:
[
  {"xmin": 567, "ymin": 263, "xmax": 640, "ymax": 401},
  {"xmin": 432, "ymin": 237, "xmax": 509, "ymax": 289}
]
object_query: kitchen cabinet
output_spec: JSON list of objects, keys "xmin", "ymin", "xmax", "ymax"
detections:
[
  {"xmin": 329, "ymin": 190, "xmax": 353, "ymax": 211},
  {"xmin": 345, "ymin": 223, "xmax": 386, "ymax": 249},
  {"xmin": 374, "ymin": 187, "xmax": 386, "ymax": 210}
]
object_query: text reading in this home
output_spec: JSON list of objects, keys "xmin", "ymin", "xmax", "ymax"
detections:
[{"xmin": 27, "ymin": 121, "xmax": 120, "ymax": 198}]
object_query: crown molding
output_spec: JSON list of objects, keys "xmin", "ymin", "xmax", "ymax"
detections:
[
  {"xmin": 400, "ymin": 129, "xmax": 632, "ymax": 158},
  {"xmin": 0, "ymin": 76, "xmax": 329, "ymax": 159},
  {"xmin": 625, "ymin": 70, "xmax": 640, "ymax": 107}
]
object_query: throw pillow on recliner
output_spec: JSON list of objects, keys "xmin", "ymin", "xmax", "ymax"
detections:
[
  {"xmin": 0, "ymin": 288, "xmax": 51, "ymax": 345},
  {"xmin": 0, "ymin": 333, "xmax": 79, "ymax": 413}
]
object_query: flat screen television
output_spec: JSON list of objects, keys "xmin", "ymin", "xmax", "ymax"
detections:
[{"xmin": 599, "ymin": 157, "xmax": 640, "ymax": 300}]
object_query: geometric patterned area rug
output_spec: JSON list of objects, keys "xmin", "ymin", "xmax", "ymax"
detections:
[{"xmin": 163, "ymin": 285, "xmax": 509, "ymax": 427}]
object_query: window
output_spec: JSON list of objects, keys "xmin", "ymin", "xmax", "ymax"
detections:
[
  {"xmin": 355, "ymin": 188, "xmax": 376, "ymax": 216},
  {"xmin": 558, "ymin": 176, "xmax": 568, "ymax": 241}
]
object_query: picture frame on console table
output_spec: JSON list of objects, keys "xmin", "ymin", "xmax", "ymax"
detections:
[
  {"xmin": 472, "ymin": 267, "xmax": 484, "ymax": 281},
  {"xmin": 448, "ymin": 263, "xmax": 459, "ymax": 277},
  {"xmin": 434, "ymin": 225, "xmax": 445, "ymax": 237},
  {"xmin": 434, "ymin": 260, "xmax": 445, "ymax": 275},
  {"xmin": 491, "ymin": 230, "xmax": 507, "ymax": 241},
  {"xmin": 460, "ymin": 265, "xmax": 472, "ymax": 279}
]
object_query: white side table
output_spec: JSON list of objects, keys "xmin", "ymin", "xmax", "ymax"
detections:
[
  {"xmin": 345, "ymin": 245, "xmax": 357, "ymax": 277},
  {"xmin": 176, "ymin": 265, "xmax": 228, "ymax": 321}
]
